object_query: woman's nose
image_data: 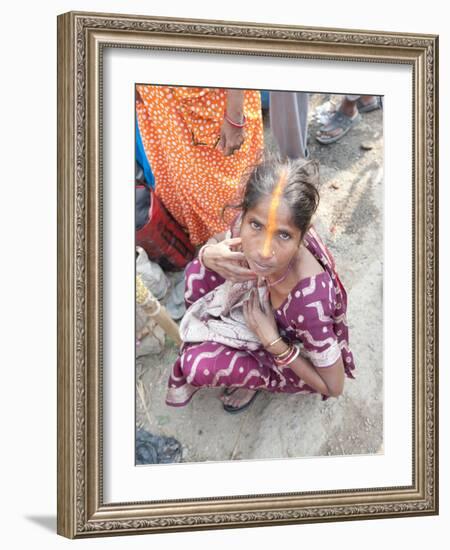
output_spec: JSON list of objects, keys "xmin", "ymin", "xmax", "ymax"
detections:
[{"xmin": 257, "ymin": 237, "xmax": 273, "ymax": 260}]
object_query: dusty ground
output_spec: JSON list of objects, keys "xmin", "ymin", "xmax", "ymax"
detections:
[{"xmin": 136, "ymin": 93, "xmax": 383, "ymax": 463}]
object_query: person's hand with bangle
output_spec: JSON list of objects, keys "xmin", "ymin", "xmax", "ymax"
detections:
[
  {"xmin": 217, "ymin": 89, "xmax": 246, "ymax": 156},
  {"xmin": 200, "ymin": 237, "xmax": 257, "ymax": 283},
  {"xmin": 264, "ymin": 336, "xmax": 290, "ymax": 357}
]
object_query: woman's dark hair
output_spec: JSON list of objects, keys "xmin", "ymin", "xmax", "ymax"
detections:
[{"xmin": 225, "ymin": 154, "xmax": 320, "ymax": 236}]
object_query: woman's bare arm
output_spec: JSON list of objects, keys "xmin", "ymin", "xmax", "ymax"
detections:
[
  {"xmin": 269, "ymin": 337, "xmax": 345, "ymax": 397},
  {"xmin": 243, "ymin": 289, "xmax": 346, "ymax": 398},
  {"xmin": 289, "ymin": 355, "xmax": 345, "ymax": 397},
  {"xmin": 217, "ymin": 89, "xmax": 246, "ymax": 156}
]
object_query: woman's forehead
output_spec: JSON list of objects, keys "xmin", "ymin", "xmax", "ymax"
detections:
[{"xmin": 247, "ymin": 196, "xmax": 297, "ymax": 230}]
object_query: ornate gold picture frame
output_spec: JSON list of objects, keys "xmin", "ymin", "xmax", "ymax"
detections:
[{"xmin": 57, "ymin": 11, "xmax": 438, "ymax": 538}]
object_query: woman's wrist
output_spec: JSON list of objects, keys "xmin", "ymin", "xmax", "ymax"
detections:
[
  {"xmin": 263, "ymin": 336, "xmax": 302, "ymax": 367},
  {"xmin": 225, "ymin": 89, "xmax": 244, "ymax": 121},
  {"xmin": 198, "ymin": 243, "xmax": 215, "ymax": 269},
  {"xmin": 264, "ymin": 338, "xmax": 289, "ymax": 357},
  {"xmin": 272, "ymin": 344, "xmax": 300, "ymax": 367},
  {"xmin": 224, "ymin": 113, "xmax": 247, "ymax": 128}
]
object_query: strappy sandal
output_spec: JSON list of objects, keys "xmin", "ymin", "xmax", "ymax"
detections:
[
  {"xmin": 222, "ymin": 388, "xmax": 259, "ymax": 414},
  {"xmin": 316, "ymin": 110, "xmax": 360, "ymax": 144}
]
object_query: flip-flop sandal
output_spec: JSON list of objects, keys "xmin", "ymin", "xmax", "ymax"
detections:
[
  {"xmin": 219, "ymin": 386, "xmax": 239, "ymax": 403},
  {"xmin": 222, "ymin": 387, "xmax": 238, "ymax": 397},
  {"xmin": 356, "ymin": 96, "xmax": 381, "ymax": 113},
  {"xmin": 316, "ymin": 111, "xmax": 360, "ymax": 144},
  {"xmin": 223, "ymin": 389, "xmax": 259, "ymax": 414}
]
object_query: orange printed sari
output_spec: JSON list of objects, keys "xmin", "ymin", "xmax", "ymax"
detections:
[{"xmin": 136, "ymin": 85, "xmax": 264, "ymax": 245}]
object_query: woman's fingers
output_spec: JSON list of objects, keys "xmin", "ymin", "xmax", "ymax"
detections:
[
  {"xmin": 261, "ymin": 285, "xmax": 271, "ymax": 314},
  {"xmin": 216, "ymin": 133, "xmax": 226, "ymax": 153},
  {"xmin": 205, "ymin": 236, "xmax": 257, "ymax": 282},
  {"xmin": 223, "ymin": 144, "xmax": 236, "ymax": 157},
  {"xmin": 225, "ymin": 237, "xmax": 242, "ymax": 247},
  {"xmin": 227, "ymin": 264, "xmax": 257, "ymax": 278},
  {"xmin": 221, "ymin": 127, "xmax": 244, "ymax": 156},
  {"xmin": 222, "ymin": 269, "xmax": 255, "ymax": 283},
  {"xmin": 225, "ymin": 251, "xmax": 246, "ymax": 261}
]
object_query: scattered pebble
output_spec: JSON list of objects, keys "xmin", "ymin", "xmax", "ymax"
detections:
[{"xmin": 360, "ymin": 142, "xmax": 374, "ymax": 151}]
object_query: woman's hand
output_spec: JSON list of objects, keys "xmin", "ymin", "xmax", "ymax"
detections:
[
  {"xmin": 202, "ymin": 238, "xmax": 257, "ymax": 283},
  {"xmin": 243, "ymin": 286, "xmax": 279, "ymax": 347},
  {"xmin": 217, "ymin": 122, "xmax": 245, "ymax": 156}
]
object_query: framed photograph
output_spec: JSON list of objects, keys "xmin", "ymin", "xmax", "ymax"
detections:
[{"xmin": 57, "ymin": 11, "xmax": 438, "ymax": 538}]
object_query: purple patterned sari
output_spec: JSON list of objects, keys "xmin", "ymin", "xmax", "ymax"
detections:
[{"xmin": 166, "ymin": 227, "xmax": 355, "ymax": 407}]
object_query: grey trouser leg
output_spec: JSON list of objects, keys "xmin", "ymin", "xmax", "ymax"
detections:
[{"xmin": 269, "ymin": 91, "xmax": 309, "ymax": 159}]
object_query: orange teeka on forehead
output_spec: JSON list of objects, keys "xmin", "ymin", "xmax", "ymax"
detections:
[{"xmin": 262, "ymin": 167, "xmax": 288, "ymax": 256}]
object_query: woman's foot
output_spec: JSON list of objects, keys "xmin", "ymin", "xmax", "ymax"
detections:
[
  {"xmin": 316, "ymin": 97, "xmax": 359, "ymax": 144},
  {"xmin": 220, "ymin": 387, "xmax": 259, "ymax": 414},
  {"xmin": 356, "ymin": 95, "xmax": 381, "ymax": 113},
  {"xmin": 316, "ymin": 95, "xmax": 379, "ymax": 144}
]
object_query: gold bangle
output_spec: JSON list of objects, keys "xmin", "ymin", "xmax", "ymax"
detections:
[
  {"xmin": 266, "ymin": 336, "xmax": 283, "ymax": 349},
  {"xmin": 273, "ymin": 345, "xmax": 292, "ymax": 359}
]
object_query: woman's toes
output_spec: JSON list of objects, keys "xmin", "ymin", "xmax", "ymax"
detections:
[
  {"xmin": 227, "ymin": 388, "xmax": 256, "ymax": 408},
  {"xmin": 220, "ymin": 388, "xmax": 236, "ymax": 403}
]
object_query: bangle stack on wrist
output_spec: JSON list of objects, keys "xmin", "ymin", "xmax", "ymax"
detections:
[
  {"xmin": 273, "ymin": 343, "xmax": 300, "ymax": 367},
  {"xmin": 264, "ymin": 337, "xmax": 300, "ymax": 367},
  {"xmin": 265, "ymin": 336, "xmax": 283, "ymax": 350}
]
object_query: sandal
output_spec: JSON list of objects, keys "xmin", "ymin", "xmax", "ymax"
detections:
[
  {"xmin": 316, "ymin": 110, "xmax": 360, "ymax": 144},
  {"xmin": 223, "ymin": 388, "xmax": 259, "ymax": 414},
  {"xmin": 222, "ymin": 387, "xmax": 238, "ymax": 397},
  {"xmin": 356, "ymin": 96, "xmax": 381, "ymax": 113}
]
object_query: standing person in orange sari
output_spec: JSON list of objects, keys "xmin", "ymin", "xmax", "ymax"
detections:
[{"xmin": 136, "ymin": 86, "xmax": 264, "ymax": 246}]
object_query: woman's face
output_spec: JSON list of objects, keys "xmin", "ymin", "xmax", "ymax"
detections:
[{"xmin": 240, "ymin": 195, "xmax": 302, "ymax": 279}]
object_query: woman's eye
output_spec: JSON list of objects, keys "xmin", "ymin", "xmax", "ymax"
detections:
[
  {"xmin": 279, "ymin": 232, "xmax": 291, "ymax": 241},
  {"xmin": 250, "ymin": 221, "xmax": 261, "ymax": 230}
]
